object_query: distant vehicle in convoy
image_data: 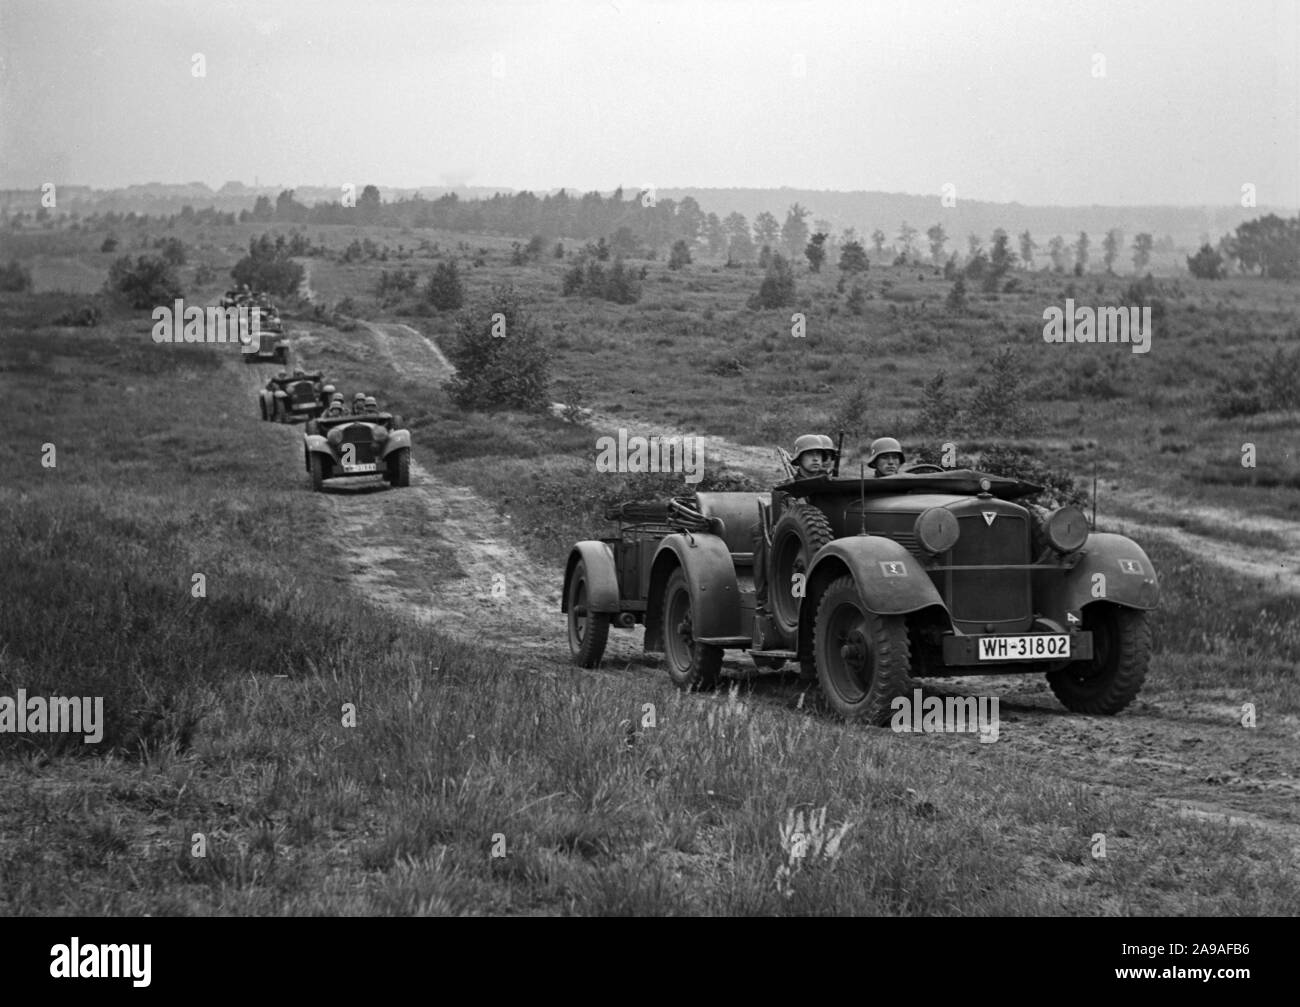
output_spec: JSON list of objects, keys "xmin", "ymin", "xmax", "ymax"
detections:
[
  {"xmin": 302, "ymin": 409, "xmax": 411, "ymax": 491},
  {"xmin": 561, "ymin": 468, "xmax": 1159, "ymax": 724},
  {"xmin": 259, "ymin": 370, "xmax": 329, "ymax": 423}
]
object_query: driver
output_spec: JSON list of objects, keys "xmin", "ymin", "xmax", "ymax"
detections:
[{"xmin": 866, "ymin": 437, "xmax": 905, "ymax": 477}]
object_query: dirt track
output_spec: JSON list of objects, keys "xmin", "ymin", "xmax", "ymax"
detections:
[{"xmin": 286, "ymin": 316, "xmax": 1300, "ymax": 862}]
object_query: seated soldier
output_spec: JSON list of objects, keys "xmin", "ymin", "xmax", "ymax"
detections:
[
  {"xmin": 753, "ymin": 433, "xmax": 838, "ymax": 648},
  {"xmin": 866, "ymin": 437, "xmax": 904, "ymax": 477},
  {"xmin": 351, "ymin": 392, "xmax": 367, "ymax": 414},
  {"xmin": 364, "ymin": 395, "xmax": 379, "ymax": 414}
]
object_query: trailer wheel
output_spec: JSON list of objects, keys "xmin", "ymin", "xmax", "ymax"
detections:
[
  {"xmin": 663, "ymin": 568, "xmax": 722, "ymax": 691},
  {"xmin": 567, "ymin": 559, "xmax": 611, "ymax": 668}
]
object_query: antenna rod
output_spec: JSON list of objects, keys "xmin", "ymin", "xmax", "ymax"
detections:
[
  {"xmin": 1092, "ymin": 461, "xmax": 1098, "ymax": 528},
  {"xmin": 833, "ymin": 429, "xmax": 845, "ymax": 477},
  {"xmin": 860, "ymin": 462, "xmax": 867, "ymax": 535}
]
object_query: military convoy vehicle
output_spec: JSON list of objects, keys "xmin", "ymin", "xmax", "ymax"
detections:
[
  {"xmin": 302, "ymin": 411, "xmax": 412, "ymax": 491},
  {"xmin": 562, "ymin": 468, "xmax": 1158, "ymax": 724},
  {"xmin": 260, "ymin": 371, "xmax": 329, "ymax": 423}
]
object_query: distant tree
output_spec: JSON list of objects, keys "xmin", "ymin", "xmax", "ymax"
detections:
[
  {"xmin": 945, "ymin": 276, "xmax": 967, "ymax": 313},
  {"xmin": 926, "ymin": 223, "xmax": 948, "ymax": 266},
  {"xmin": 444, "ymin": 284, "xmax": 550, "ymax": 412},
  {"xmin": 1018, "ymin": 230, "xmax": 1036, "ymax": 269},
  {"xmin": 967, "ymin": 234, "xmax": 982, "ymax": 259},
  {"xmin": 157, "ymin": 236, "xmax": 187, "ymax": 266},
  {"xmin": 838, "ymin": 239, "xmax": 870, "ymax": 274},
  {"xmin": 870, "ymin": 229, "xmax": 886, "ymax": 256},
  {"xmin": 251, "ymin": 195, "xmax": 274, "ymax": 222},
  {"xmin": 668, "ymin": 239, "xmax": 692, "ymax": 270},
  {"xmin": 805, "ymin": 232, "xmax": 828, "ymax": 272},
  {"xmin": 358, "ymin": 185, "xmax": 382, "ymax": 224},
  {"xmin": 1186, "ymin": 243, "xmax": 1224, "ymax": 279},
  {"xmin": 275, "ymin": 189, "xmax": 306, "ymax": 223},
  {"xmin": 814, "ymin": 219, "xmax": 834, "ymax": 242},
  {"xmin": 231, "ymin": 233, "xmax": 303, "ymax": 298},
  {"xmin": 1074, "ymin": 231, "xmax": 1090, "ymax": 275},
  {"xmin": 675, "ymin": 196, "xmax": 705, "ymax": 244},
  {"xmin": 724, "ymin": 212, "xmax": 754, "ymax": 262},
  {"xmin": 1233, "ymin": 214, "xmax": 1300, "ymax": 279},
  {"xmin": 846, "ymin": 284, "xmax": 866, "ymax": 315},
  {"xmin": 753, "ymin": 211, "xmax": 780, "ymax": 248},
  {"xmin": 525, "ymin": 234, "xmax": 546, "ymax": 259},
  {"xmin": 964, "ymin": 347, "xmax": 1039, "ymax": 437},
  {"xmin": 758, "ymin": 244, "xmax": 773, "ymax": 269},
  {"xmin": 781, "ymin": 203, "xmax": 811, "ymax": 260},
  {"xmin": 897, "ymin": 221, "xmax": 919, "ymax": 259},
  {"xmin": 704, "ymin": 213, "xmax": 727, "ymax": 256},
  {"xmin": 917, "ymin": 369, "xmax": 958, "ymax": 435},
  {"xmin": 839, "ymin": 226, "xmax": 858, "ymax": 248},
  {"xmin": 425, "ymin": 259, "xmax": 465, "ymax": 309},
  {"xmin": 106, "ymin": 255, "xmax": 182, "ymax": 308},
  {"xmin": 1101, "ymin": 228, "xmax": 1123, "ymax": 273},
  {"xmin": 1047, "ymin": 235, "xmax": 1069, "ymax": 273},
  {"xmin": 100, "ymin": 235, "xmax": 119, "ymax": 253},
  {"xmin": 987, "ymin": 229, "xmax": 1017, "ymax": 287},
  {"xmin": 755, "ymin": 252, "xmax": 797, "ymax": 308}
]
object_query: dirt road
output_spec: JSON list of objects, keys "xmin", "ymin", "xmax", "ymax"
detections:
[{"xmin": 287, "ymin": 317, "xmax": 1300, "ymax": 862}]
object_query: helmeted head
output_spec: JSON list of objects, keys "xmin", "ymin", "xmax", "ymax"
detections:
[
  {"xmin": 866, "ymin": 437, "xmax": 905, "ymax": 477},
  {"xmin": 293, "ymin": 367, "xmax": 305, "ymax": 377},
  {"xmin": 323, "ymin": 384, "xmax": 336, "ymax": 397},
  {"xmin": 275, "ymin": 369, "xmax": 288, "ymax": 381},
  {"xmin": 790, "ymin": 433, "xmax": 837, "ymax": 479},
  {"xmin": 331, "ymin": 392, "xmax": 344, "ymax": 404},
  {"xmin": 364, "ymin": 396, "xmax": 378, "ymax": 412}
]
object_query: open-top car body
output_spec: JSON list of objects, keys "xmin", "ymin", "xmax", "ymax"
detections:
[
  {"xmin": 562, "ymin": 468, "xmax": 1159, "ymax": 724},
  {"xmin": 260, "ymin": 371, "xmax": 328, "ymax": 423},
  {"xmin": 302, "ymin": 411, "xmax": 411, "ymax": 490}
]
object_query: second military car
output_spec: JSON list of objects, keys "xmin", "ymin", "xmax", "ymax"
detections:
[
  {"xmin": 302, "ymin": 410, "xmax": 411, "ymax": 491},
  {"xmin": 562, "ymin": 468, "xmax": 1158, "ymax": 724},
  {"xmin": 260, "ymin": 371, "xmax": 329, "ymax": 423}
]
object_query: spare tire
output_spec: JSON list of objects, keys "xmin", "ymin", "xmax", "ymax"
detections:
[{"xmin": 769, "ymin": 503, "xmax": 834, "ymax": 637}]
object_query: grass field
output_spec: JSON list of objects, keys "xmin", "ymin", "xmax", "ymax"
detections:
[{"xmin": 2, "ymin": 217, "xmax": 1298, "ymax": 914}]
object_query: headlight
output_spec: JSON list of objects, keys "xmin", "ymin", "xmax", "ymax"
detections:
[
  {"xmin": 1045, "ymin": 505, "xmax": 1089, "ymax": 553},
  {"xmin": 327, "ymin": 427, "xmax": 344, "ymax": 446},
  {"xmin": 372, "ymin": 427, "xmax": 389, "ymax": 443},
  {"xmin": 914, "ymin": 507, "xmax": 959, "ymax": 554}
]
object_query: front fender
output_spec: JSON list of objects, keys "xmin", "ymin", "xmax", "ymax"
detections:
[
  {"xmin": 1035, "ymin": 533, "xmax": 1160, "ymax": 619},
  {"xmin": 562, "ymin": 541, "xmax": 621, "ymax": 614},
  {"xmin": 304, "ymin": 434, "xmax": 335, "ymax": 458},
  {"xmin": 378, "ymin": 430, "xmax": 412, "ymax": 458},
  {"xmin": 644, "ymin": 533, "xmax": 741, "ymax": 650},
  {"xmin": 806, "ymin": 537, "xmax": 948, "ymax": 616}
]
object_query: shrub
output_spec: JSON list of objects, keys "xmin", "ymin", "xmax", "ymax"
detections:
[
  {"xmin": 425, "ymin": 259, "xmax": 465, "ymax": 310},
  {"xmin": 963, "ymin": 347, "xmax": 1040, "ymax": 437},
  {"xmin": 100, "ymin": 235, "xmax": 119, "ymax": 253},
  {"xmin": 231, "ymin": 234, "xmax": 304, "ymax": 298},
  {"xmin": 155, "ymin": 236, "xmax": 187, "ymax": 266},
  {"xmin": 106, "ymin": 255, "xmax": 182, "ymax": 308},
  {"xmin": 0, "ymin": 258, "xmax": 33, "ymax": 292},
  {"xmin": 846, "ymin": 285, "xmax": 865, "ymax": 315},
  {"xmin": 668, "ymin": 240, "xmax": 692, "ymax": 270},
  {"xmin": 916, "ymin": 369, "xmax": 958, "ymax": 435},
  {"xmin": 443, "ymin": 284, "xmax": 551, "ymax": 411},
  {"xmin": 754, "ymin": 253, "xmax": 796, "ymax": 309},
  {"xmin": 945, "ymin": 276, "xmax": 967, "ymax": 313}
]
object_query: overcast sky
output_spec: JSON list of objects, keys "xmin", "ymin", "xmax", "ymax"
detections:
[{"xmin": 1, "ymin": 0, "xmax": 1296, "ymax": 207}]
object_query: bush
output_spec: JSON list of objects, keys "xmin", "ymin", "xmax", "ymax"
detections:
[
  {"xmin": 846, "ymin": 285, "xmax": 865, "ymax": 315},
  {"xmin": 754, "ymin": 253, "xmax": 796, "ymax": 309},
  {"xmin": 963, "ymin": 347, "xmax": 1040, "ymax": 437},
  {"xmin": 376, "ymin": 268, "xmax": 419, "ymax": 298},
  {"xmin": 561, "ymin": 254, "xmax": 642, "ymax": 303},
  {"xmin": 425, "ymin": 259, "xmax": 465, "ymax": 310},
  {"xmin": 443, "ymin": 284, "xmax": 551, "ymax": 411},
  {"xmin": 0, "ymin": 258, "xmax": 33, "ymax": 292},
  {"xmin": 106, "ymin": 255, "xmax": 182, "ymax": 308},
  {"xmin": 100, "ymin": 235, "xmax": 119, "ymax": 253},
  {"xmin": 838, "ymin": 240, "xmax": 869, "ymax": 273},
  {"xmin": 916, "ymin": 369, "xmax": 958, "ymax": 435},
  {"xmin": 668, "ymin": 240, "xmax": 692, "ymax": 270},
  {"xmin": 155, "ymin": 236, "xmax": 187, "ymax": 266},
  {"xmin": 231, "ymin": 234, "xmax": 304, "ymax": 298},
  {"xmin": 826, "ymin": 383, "xmax": 871, "ymax": 443},
  {"xmin": 945, "ymin": 276, "xmax": 967, "ymax": 313}
]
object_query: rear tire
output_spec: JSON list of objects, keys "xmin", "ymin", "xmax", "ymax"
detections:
[
  {"xmin": 814, "ymin": 575, "xmax": 911, "ymax": 724},
  {"xmin": 309, "ymin": 453, "xmax": 325, "ymax": 492},
  {"xmin": 387, "ymin": 447, "xmax": 410, "ymax": 487},
  {"xmin": 567, "ymin": 560, "xmax": 611, "ymax": 668},
  {"xmin": 770, "ymin": 504, "xmax": 834, "ymax": 637},
  {"xmin": 1047, "ymin": 605, "xmax": 1150, "ymax": 714},
  {"xmin": 663, "ymin": 568, "xmax": 722, "ymax": 691}
]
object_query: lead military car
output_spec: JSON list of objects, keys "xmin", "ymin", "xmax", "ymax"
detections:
[{"xmin": 562, "ymin": 468, "xmax": 1158, "ymax": 724}]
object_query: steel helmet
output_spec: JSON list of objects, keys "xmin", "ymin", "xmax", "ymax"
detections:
[
  {"xmin": 331, "ymin": 392, "xmax": 344, "ymax": 403},
  {"xmin": 791, "ymin": 433, "xmax": 837, "ymax": 460},
  {"xmin": 323, "ymin": 384, "xmax": 336, "ymax": 395},
  {"xmin": 866, "ymin": 437, "xmax": 906, "ymax": 466},
  {"xmin": 353, "ymin": 392, "xmax": 365, "ymax": 401},
  {"xmin": 364, "ymin": 396, "xmax": 378, "ymax": 411}
]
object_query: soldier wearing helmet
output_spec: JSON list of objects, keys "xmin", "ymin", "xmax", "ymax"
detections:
[
  {"xmin": 866, "ymin": 437, "xmax": 905, "ymax": 477},
  {"xmin": 364, "ymin": 396, "xmax": 379, "ymax": 413},
  {"xmin": 294, "ymin": 367, "xmax": 306, "ymax": 378},
  {"xmin": 352, "ymin": 392, "xmax": 367, "ymax": 415},
  {"xmin": 789, "ymin": 433, "xmax": 837, "ymax": 480}
]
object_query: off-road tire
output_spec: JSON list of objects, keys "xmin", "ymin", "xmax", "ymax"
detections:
[
  {"xmin": 387, "ymin": 448, "xmax": 410, "ymax": 487},
  {"xmin": 567, "ymin": 559, "xmax": 611, "ymax": 668},
  {"xmin": 663, "ymin": 568, "xmax": 723, "ymax": 691},
  {"xmin": 770, "ymin": 503, "xmax": 834, "ymax": 637},
  {"xmin": 814, "ymin": 575, "xmax": 911, "ymax": 724},
  {"xmin": 260, "ymin": 398, "xmax": 268, "ymax": 421},
  {"xmin": 309, "ymin": 453, "xmax": 325, "ymax": 492},
  {"xmin": 1047, "ymin": 604, "xmax": 1150, "ymax": 714}
]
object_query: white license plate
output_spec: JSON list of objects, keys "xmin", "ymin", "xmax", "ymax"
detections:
[
  {"xmin": 342, "ymin": 463, "xmax": 377, "ymax": 473},
  {"xmin": 977, "ymin": 634, "xmax": 1071, "ymax": 661}
]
